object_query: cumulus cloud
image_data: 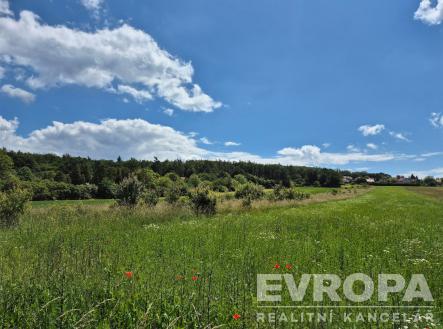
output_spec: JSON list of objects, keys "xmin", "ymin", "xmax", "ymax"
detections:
[
  {"xmin": 277, "ymin": 145, "xmax": 395, "ymax": 166},
  {"xmin": 116, "ymin": 85, "xmax": 152, "ymax": 103},
  {"xmin": 1, "ymin": 84, "xmax": 35, "ymax": 103},
  {"xmin": 224, "ymin": 141, "xmax": 241, "ymax": 147},
  {"xmin": 0, "ymin": 0, "xmax": 12, "ymax": 16},
  {"xmin": 0, "ymin": 116, "xmax": 402, "ymax": 167},
  {"xmin": 0, "ymin": 10, "xmax": 221, "ymax": 112},
  {"xmin": 358, "ymin": 124, "xmax": 385, "ymax": 136},
  {"xmin": 430, "ymin": 112, "xmax": 443, "ymax": 127},
  {"xmin": 0, "ymin": 116, "xmax": 205, "ymax": 160},
  {"xmin": 414, "ymin": 0, "xmax": 443, "ymax": 25}
]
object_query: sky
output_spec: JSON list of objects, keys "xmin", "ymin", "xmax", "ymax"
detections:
[{"xmin": 0, "ymin": 0, "xmax": 443, "ymax": 177}]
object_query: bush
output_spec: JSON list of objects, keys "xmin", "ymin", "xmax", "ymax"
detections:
[
  {"xmin": 165, "ymin": 184, "xmax": 181, "ymax": 204},
  {"xmin": 235, "ymin": 183, "xmax": 264, "ymax": 200},
  {"xmin": 141, "ymin": 189, "xmax": 159, "ymax": 207},
  {"xmin": 0, "ymin": 188, "xmax": 31, "ymax": 227},
  {"xmin": 97, "ymin": 178, "xmax": 117, "ymax": 199},
  {"xmin": 116, "ymin": 176, "xmax": 144, "ymax": 207},
  {"xmin": 270, "ymin": 186, "xmax": 310, "ymax": 201},
  {"xmin": 190, "ymin": 188, "xmax": 216, "ymax": 216},
  {"xmin": 235, "ymin": 182, "xmax": 264, "ymax": 208}
]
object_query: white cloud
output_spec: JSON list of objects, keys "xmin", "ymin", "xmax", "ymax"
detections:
[
  {"xmin": 200, "ymin": 137, "xmax": 213, "ymax": 145},
  {"xmin": 0, "ymin": 0, "xmax": 12, "ymax": 16},
  {"xmin": 0, "ymin": 66, "xmax": 4, "ymax": 79},
  {"xmin": 0, "ymin": 116, "xmax": 402, "ymax": 167},
  {"xmin": 225, "ymin": 141, "xmax": 241, "ymax": 147},
  {"xmin": 414, "ymin": 0, "xmax": 443, "ymax": 25},
  {"xmin": 0, "ymin": 116, "xmax": 205, "ymax": 160},
  {"xmin": 402, "ymin": 167, "xmax": 443, "ymax": 178},
  {"xmin": 116, "ymin": 84, "xmax": 152, "ymax": 103},
  {"xmin": 430, "ymin": 112, "xmax": 443, "ymax": 127},
  {"xmin": 277, "ymin": 145, "xmax": 395, "ymax": 166},
  {"xmin": 322, "ymin": 143, "xmax": 331, "ymax": 149},
  {"xmin": 358, "ymin": 124, "xmax": 385, "ymax": 136},
  {"xmin": 1, "ymin": 84, "xmax": 35, "ymax": 103},
  {"xmin": 163, "ymin": 108, "xmax": 174, "ymax": 116},
  {"xmin": 346, "ymin": 144, "xmax": 360, "ymax": 152},
  {"xmin": 389, "ymin": 131, "xmax": 410, "ymax": 142},
  {"xmin": 366, "ymin": 143, "xmax": 378, "ymax": 150},
  {"xmin": 421, "ymin": 151, "xmax": 443, "ymax": 157},
  {"xmin": 0, "ymin": 10, "xmax": 221, "ymax": 112},
  {"xmin": 80, "ymin": 0, "xmax": 103, "ymax": 14}
]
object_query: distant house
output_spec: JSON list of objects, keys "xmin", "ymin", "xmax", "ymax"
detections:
[
  {"xmin": 343, "ymin": 176, "xmax": 353, "ymax": 184},
  {"xmin": 366, "ymin": 177, "xmax": 375, "ymax": 184}
]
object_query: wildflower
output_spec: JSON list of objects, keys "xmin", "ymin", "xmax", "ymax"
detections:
[
  {"xmin": 285, "ymin": 264, "xmax": 292, "ymax": 270},
  {"xmin": 192, "ymin": 275, "xmax": 198, "ymax": 281},
  {"xmin": 176, "ymin": 275, "xmax": 184, "ymax": 281},
  {"xmin": 124, "ymin": 271, "xmax": 133, "ymax": 279},
  {"xmin": 233, "ymin": 313, "xmax": 241, "ymax": 320},
  {"xmin": 274, "ymin": 263, "xmax": 281, "ymax": 269}
]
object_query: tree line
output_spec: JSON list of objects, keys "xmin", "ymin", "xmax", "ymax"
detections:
[{"xmin": 0, "ymin": 149, "xmax": 342, "ymax": 201}]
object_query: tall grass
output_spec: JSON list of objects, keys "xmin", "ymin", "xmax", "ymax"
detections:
[{"xmin": 0, "ymin": 187, "xmax": 441, "ymax": 328}]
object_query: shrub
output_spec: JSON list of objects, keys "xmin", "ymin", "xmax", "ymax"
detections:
[
  {"xmin": 270, "ymin": 186, "xmax": 310, "ymax": 201},
  {"xmin": 116, "ymin": 176, "xmax": 144, "ymax": 206},
  {"xmin": 0, "ymin": 188, "xmax": 31, "ymax": 227},
  {"xmin": 190, "ymin": 188, "xmax": 216, "ymax": 216},
  {"xmin": 141, "ymin": 189, "xmax": 159, "ymax": 207},
  {"xmin": 165, "ymin": 184, "xmax": 181, "ymax": 204},
  {"xmin": 235, "ymin": 182, "xmax": 264, "ymax": 208},
  {"xmin": 71, "ymin": 184, "xmax": 98, "ymax": 200},
  {"xmin": 97, "ymin": 178, "xmax": 117, "ymax": 198},
  {"xmin": 235, "ymin": 182, "xmax": 264, "ymax": 200}
]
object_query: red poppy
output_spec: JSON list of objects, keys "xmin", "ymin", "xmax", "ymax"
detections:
[
  {"xmin": 285, "ymin": 264, "xmax": 292, "ymax": 270},
  {"xmin": 124, "ymin": 271, "xmax": 133, "ymax": 279},
  {"xmin": 192, "ymin": 275, "xmax": 198, "ymax": 281},
  {"xmin": 232, "ymin": 313, "xmax": 241, "ymax": 320},
  {"xmin": 274, "ymin": 263, "xmax": 281, "ymax": 269}
]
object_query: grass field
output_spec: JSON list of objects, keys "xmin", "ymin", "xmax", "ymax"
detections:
[
  {"xmin": 0, "ymin": 187, "xmax": 441, "ymax": 328},
  {"xmin": 29, "ymin": 187, "xmax": 336, "ymax": 209},
  {"xmin": 30, "ymin": 199, "xmax": 115, "ymax": 208}
]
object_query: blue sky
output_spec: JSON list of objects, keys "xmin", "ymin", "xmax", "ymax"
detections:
[{"xmin": 0, "ymin": 0, "xmax": 443, "ymax": 177}]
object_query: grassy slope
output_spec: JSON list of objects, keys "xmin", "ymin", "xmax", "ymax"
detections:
[{"xmin": 0, "ymin": 187, "xmax": 441, "ymax": 328}]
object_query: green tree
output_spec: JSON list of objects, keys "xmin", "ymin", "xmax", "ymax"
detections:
[
  {"xmin": 97, "ymin": 178, "xmax": 117, "ymax": 198},
  {"xmin": 137, "ymin": 168, "xmax": 159, "ymax": 190},
  {"xmin": 423, "ymin": 176, "xmax": 437, "ymax": 187},
  {"xmin": 17, "ymin": 166, "xmax": 34, "ymax": 181},
  {"xmin": 0, "ymin": 151, "xmax": 14, "ymax": 179}
]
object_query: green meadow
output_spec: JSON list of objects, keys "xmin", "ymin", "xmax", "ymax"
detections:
[{"xmin": 0, "ymin": 187, "xmax": 441, "ymax": 328}]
